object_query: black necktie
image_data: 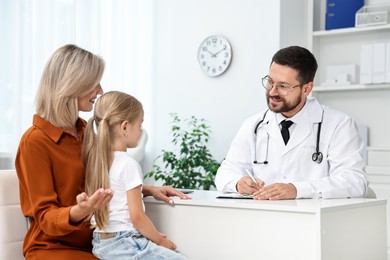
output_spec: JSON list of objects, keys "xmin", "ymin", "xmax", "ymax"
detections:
[{"xmin": 281, "ymin": 120, "xmax": 293, "ymax": 145}]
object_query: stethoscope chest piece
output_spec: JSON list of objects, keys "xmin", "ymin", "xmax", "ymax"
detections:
[{"xmin": 312, "ymin": 152, "xmax": 323, "ymax": 164}]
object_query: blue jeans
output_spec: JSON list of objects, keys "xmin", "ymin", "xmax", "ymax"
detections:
[{"xmin": 92, "ymin": 230, "xmax": 186, "ymax": 260}]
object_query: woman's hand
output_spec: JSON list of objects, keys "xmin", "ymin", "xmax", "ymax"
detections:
[
  {"xmin": 143, "ymin": 186, "xmax": 191, "ymax": 204},
  {"xmin": 70, "ymin": 188, "xmax": 113, "ymax": 224}
]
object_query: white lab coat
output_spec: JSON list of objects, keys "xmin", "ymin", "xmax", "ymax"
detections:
[{"xmin": 215, "ymin": 97, "xmax": 368, "ymax": 199}]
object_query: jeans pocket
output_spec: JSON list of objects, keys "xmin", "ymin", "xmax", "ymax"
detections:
[
  {"xmin": 92, "ymin": 236, "xmax": 124, "ymax": 259},
  {"xmin": 130, "ymin": 232, "xmax": 149, "ymax": 251}
]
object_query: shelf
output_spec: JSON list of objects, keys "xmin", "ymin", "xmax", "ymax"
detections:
[
  {"xmin": 312, "ymin": 24, "xmax": 390, "ymax": 38},
  {"xmin": 367, "ymin": 147, "xmax": 390, "ymax": 169},
  {"xmin": 312, "ymin": 84, "xmax": 390, "ymax": 92},
  {"xmin": 367, "ymin": 146, "xmax": 390, "ymax": 151},
  {"xmin": 366, "ymin": 165, "xmax": 390, "ymax": 176}
]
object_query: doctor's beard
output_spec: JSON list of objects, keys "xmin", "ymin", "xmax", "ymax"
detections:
[{"xmin": 266, "ymin": 93, "xmax": 302, "ymax": 114}]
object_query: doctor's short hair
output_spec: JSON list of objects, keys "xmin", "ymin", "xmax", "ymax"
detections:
[{"xmin": 271, "ymin": 46, "xmax": 318, "ymax": 85}]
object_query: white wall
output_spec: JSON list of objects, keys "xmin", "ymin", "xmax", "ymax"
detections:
[{"xmin": 143, "ymin": 0, "xmax": 307, "ymax": 174}]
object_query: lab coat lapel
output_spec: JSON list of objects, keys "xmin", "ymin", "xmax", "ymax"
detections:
[
  {"xmin": 266, "ymin": 115, "xmax": 286, "ymax": 148},
  {"xmin": 264, "ymin": 111, "xmax": 312, "ymax": 151},
  {"xmin": 283, "ymin": 98, "xmax": 323, "ymax": 155},
  {"xmin": 284, "ymin": 120, "xmax": 311, "ymax": 155}
]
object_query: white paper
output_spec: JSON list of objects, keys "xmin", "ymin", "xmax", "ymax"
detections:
[
  {"xmin": 360, "ymin": 44, "xmax": 373, "ymax": 84},
  {"xmin": 373, "ymin": 43, "xmax": 386, "ymax": 84}
]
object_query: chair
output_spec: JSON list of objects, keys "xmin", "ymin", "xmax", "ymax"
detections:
[
  {"xmin": 0, "ymin": 170, "xmax": 28, "ymax": 260},
  {"xmin": 366, "ymin": 186, "xmax": 377, "ymax": 199},
  {"xmin": 127, "ymin": 129, "xmax": 148, "ymax": 163}
]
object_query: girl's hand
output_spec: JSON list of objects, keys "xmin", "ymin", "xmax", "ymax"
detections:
[
  {"xmin": 159, "ymin": 238, "xmax": 177, "ymax": 251},
  {"xmin": 143, "ymin": 186, "xmax": 191, "ymax": 204}
]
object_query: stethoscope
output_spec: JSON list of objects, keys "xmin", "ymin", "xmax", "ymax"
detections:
[{"xmin": 253, "ymin": 109, "xmax": 324, "ymax": 164}]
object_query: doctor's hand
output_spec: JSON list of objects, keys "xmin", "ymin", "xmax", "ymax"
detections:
[
  {"xmin": 236, "ymin": 176, "xmax": 264, "ymax": 195},
  {"xmin": 252, "ymin": 183, "xmax": 297, "ymax": 200}
]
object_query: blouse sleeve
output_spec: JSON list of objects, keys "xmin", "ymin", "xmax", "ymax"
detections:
[{"xmin": 16, "ymin": 129, "xmax": 88, "ymax": 236}]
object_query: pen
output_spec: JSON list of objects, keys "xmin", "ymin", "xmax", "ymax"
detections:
[{"xmin": 245, "ymin": 168, "xmax": 257, "ymax": 184}]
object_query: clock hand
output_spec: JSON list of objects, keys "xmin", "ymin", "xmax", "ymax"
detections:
[
  {"xmin": 212, "ymin": 46, "xmax": 227, "ymax": 57},
  {"xmin": 206, "ymin": 50, "xmax": 216, "ymax": 57}
]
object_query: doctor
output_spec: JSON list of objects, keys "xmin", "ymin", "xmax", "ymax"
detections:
[{"xmin": 215, "ymin": 46, "xmax": 368, "ymax": 200}]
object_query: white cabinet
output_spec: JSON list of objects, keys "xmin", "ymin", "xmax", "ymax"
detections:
[
  {"xmin": 145, "ymin": 191, "xmax": 387, "ymax": 260},
  {"xmin": 307, "ymin": 1, "xmax": 390, "ymax": 257}
]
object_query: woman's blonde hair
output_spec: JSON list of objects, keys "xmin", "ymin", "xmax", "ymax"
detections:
[
  {"xmin": 83, "ymin": 91, "xmax": 143, "ymax": 229},
  {"xmin": 35, "ymin": 44, "xmax": 105, "ymax": 129}
]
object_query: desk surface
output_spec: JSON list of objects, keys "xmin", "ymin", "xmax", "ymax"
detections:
[{"xmin": 144, "ymin": 190, "xmax": 386, "ymax": 213}]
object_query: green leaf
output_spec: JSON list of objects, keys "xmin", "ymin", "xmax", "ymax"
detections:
[{"xmin": 144, "ymin": 114, "xmax": 221, "ymax": 190}]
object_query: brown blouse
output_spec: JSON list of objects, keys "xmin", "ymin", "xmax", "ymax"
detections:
[{"xmin": 15, "ymin": 115, "xmax": 97, "ymax": 259}]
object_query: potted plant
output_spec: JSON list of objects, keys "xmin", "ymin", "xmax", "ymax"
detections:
[{"xmin": 145, "ymin": 113, "xmax": 220, "ymax": 190}]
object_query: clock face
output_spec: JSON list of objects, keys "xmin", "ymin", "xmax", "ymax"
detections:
[{"xmin": 197, "ymin": 35, "xmax": 232, "ymax": 77}]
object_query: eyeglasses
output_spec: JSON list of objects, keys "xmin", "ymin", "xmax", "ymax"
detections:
[{"xmin": 261, "ymin": 75, "xmax": 302, "ymax": 96}]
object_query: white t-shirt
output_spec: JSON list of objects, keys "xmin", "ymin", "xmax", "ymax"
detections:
[{"xmin": 92, "ymin": 151, "xmax": 144, "ymax": 233}]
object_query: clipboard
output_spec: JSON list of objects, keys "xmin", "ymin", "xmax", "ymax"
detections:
[
  {"xmin": 177, "ymin": 188, "xmax": 194, "ymax": 194},
  {"xmin": 216, "ymin": 193, "xmax": 253, "ymax": 199}
]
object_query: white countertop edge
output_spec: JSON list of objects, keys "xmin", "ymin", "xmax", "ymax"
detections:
[{"xmin": 143, "ymin": 190, "xmax": 386, "ymax": 214}]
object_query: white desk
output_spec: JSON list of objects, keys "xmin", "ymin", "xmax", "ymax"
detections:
[{"xmin": 144, "ymin": 190, "xmax": 387, "ymax": 260}]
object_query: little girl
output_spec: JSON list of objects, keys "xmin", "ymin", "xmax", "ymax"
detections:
[{"xmin": 82, "ymin": 91, "xmax": 186, "ymax": 260}]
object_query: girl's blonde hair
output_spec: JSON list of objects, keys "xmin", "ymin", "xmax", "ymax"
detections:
[
  {"xmin": 83, "ymin": 91, "xmax": 143, "ymax": 229},
  {"xmin": 36, "ymin": 44, "xmax": 105, "ymax": 129}
]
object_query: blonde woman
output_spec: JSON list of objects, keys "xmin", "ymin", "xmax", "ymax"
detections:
[
  {"xmin": 15, "ymin": 44, "xmax": 188, "ymax": 260},
  {"xmin": 83, "ymin": 91, "xmax": 186, "ymax": 260}
]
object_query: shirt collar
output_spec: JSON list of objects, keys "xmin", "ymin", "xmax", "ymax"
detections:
[
  {"xmin": 33, "ymin": 115, "xmax": 86, "ymax": 143},
  {"xmin": 275, "ymin": 98, "xmax": 311, "ymax": 126}
]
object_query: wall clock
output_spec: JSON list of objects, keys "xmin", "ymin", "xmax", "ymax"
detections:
[{"xmin": 197, "ymin": 35, "xmax": 232, "ymax": 77}]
